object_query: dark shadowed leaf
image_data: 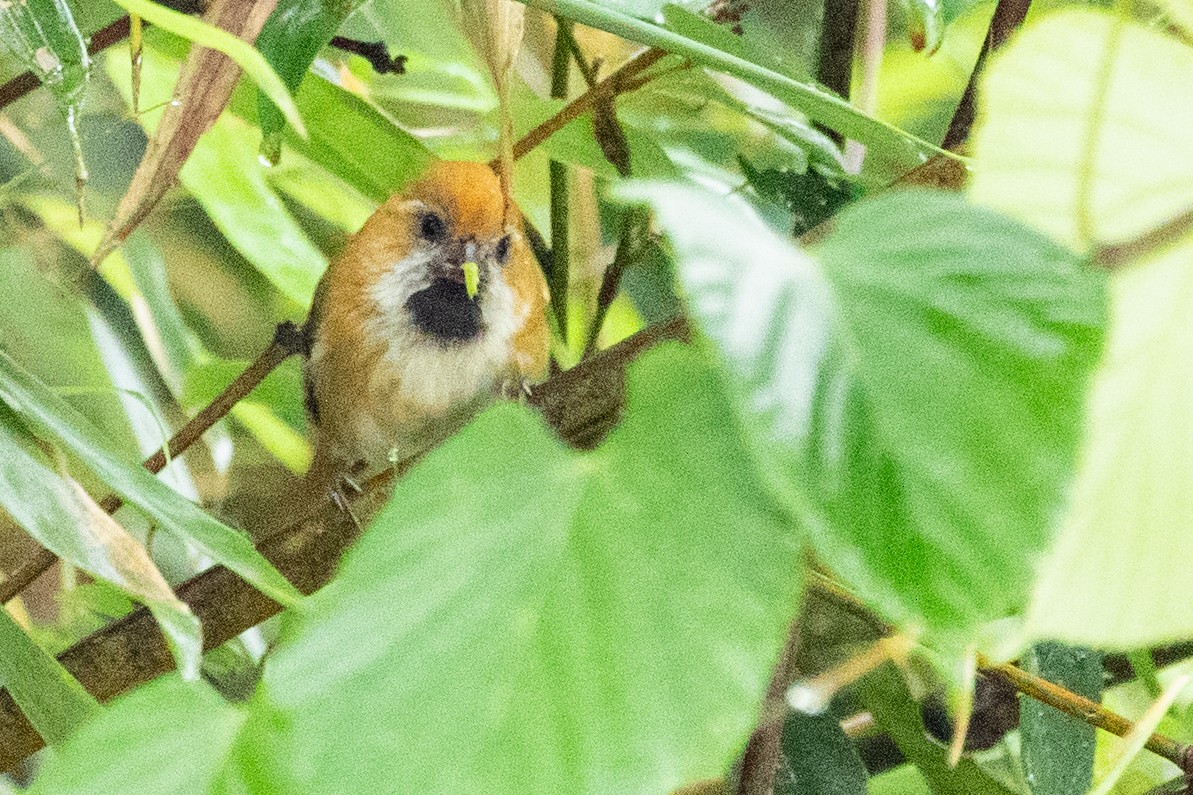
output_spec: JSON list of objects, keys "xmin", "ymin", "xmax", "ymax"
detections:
[
  {"xmin": 1020, "ymin": 643, "xmax": 1101, "ymax": 795},
  {"xmin": 775, "ymin": 712, "xmax": 868, "ymax": 795}
]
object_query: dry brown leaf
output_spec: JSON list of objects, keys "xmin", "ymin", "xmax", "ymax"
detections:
[{"xmin": 91, "ymin": 0, "xmax": 279, "ymax": 269}]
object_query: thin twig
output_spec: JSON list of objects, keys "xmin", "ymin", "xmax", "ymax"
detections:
[
  {"xmin": 328, "ymin": 37, "xmax": 407, "ymax": 75},
  {"xmin": 582, "ymin": 206, "xmax": 649, "ymax": 358},
  {"xmin": 815, "ymin": 0, "xmax": 859, "ymax": 147},
  {"xmin": 984, "ymin": 658, "xmax": 1193, "ymax": 772},
  {"xmin": 941, "ymin": 0, "xmax": 1032, "ymax": 150},
  {"xmin": 558, "ymin": 23, "xmax": 598, "ymax": 86},
  {"xmin": 0, "ymin": 322, "xmax": 307, "ymax": 605},
  {"xmin": 509, "ymin": 48, "xmax": 669, "ymax": 163},
  {"xmin": 548, "ymin": 18, "xmax": 573, "ymax": 343},
  {"xmin": 735, "ymin": 613, "xmax": 801, "ymax": 795}
]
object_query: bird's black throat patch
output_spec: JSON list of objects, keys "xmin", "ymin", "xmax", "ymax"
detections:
[{"xmin": 405, "ymin": 278, "xmax": 484, "ymax": 343}]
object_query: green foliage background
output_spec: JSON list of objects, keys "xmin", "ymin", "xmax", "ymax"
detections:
[{"xmin": 0, "ymin": 0, "xmax": 1189, "ymax": 793}]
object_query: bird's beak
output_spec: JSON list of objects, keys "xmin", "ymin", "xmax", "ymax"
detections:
[{"xmin": 462, "ymin": 240, "xmax": 479, "ymax": 301}]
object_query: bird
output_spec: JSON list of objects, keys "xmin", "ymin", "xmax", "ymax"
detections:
[{"xmin": 299, "ymin": 160, "xmax": 550, "ymax": 498}]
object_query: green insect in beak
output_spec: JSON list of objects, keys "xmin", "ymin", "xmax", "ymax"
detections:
[{"xmin": 462, "ymin": 260, "xmax": 480, "ymax": 301}]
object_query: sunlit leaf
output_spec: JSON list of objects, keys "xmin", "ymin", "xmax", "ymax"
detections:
[
  {"xmin": 970, "ymin": 10, "xmax": 1193, "ymax": 648},
  {"xmin": 0, "ymin": 408, "xmax": 201, "ymax": 678},
  {"xmin": 0, "ymin": 349, "xmax": 301, "ymax": 607},
  {"xmin": 623, "ymin": 183, "xmax": 1104, "ymax": 634},
  {"xmin": 248, "ymin": 346, "xmax": 801, "ymax": 795}
]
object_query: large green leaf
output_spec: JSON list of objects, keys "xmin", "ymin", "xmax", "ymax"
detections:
[
  {"xmin": 622, "ymin": 183, "xmax": 1105, "ymax": 635},
  {"xmin": 287, "ymin": 71, "xmax": 435, "ymax": 203},
  {"xmin": 27, "ymin": 676, "xmax": 246, "ymax": 795},
  {"xmin": 247, "ymin": 345, "xmax": 801, "ymax": 794},
  {"xmin": 0, "ymin": 596, "xmax": 99, "ymax": 748},
  {"xmin": 0, "ymin": 348, "xmax": 301, "ymax": 607},
  {"xmin": 970, "ymin": 10, "xmax": 1193, "ymax": 648},
  {"xmin": 0, "ymin": 408, "xmax": 201, "ymax": 678}
]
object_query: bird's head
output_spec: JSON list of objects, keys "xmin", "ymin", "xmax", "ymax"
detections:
[{"xmin": 356, "ymin": 161, "xmax": 520, "ymax": 344}]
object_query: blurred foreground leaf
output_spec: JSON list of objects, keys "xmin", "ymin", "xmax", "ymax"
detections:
[
  {"xmin": 0, "ymin": 600, "xmax": 99, "ymax": 748},
  {"xmin": 28, "ymin": 676, "xmax": 245, "ymax": 795},
  {"xmin": 0, "ymin": 349, "xmax": 301, "ymax": 607},
  {"xmin": 248, "ymin": 345, "xmax": 801, "ymax": 795}
]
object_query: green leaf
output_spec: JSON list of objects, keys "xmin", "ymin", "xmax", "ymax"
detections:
[
  {"xmin": 250, "ymin": 345, "xmax": 801, "ymax": 794},
  {"xmin": 868, "ymin": 765, "xmax": 932, "ymax": 795},
  {"xmin": 774, "ymin": 712, "xmax": 868, "ymax": 795},
  {"xmin": 970, "ymin": 10, "xmax": 1193, "ymax": 648},
  {"xmin": 28, "ymin": 676, "xmax": 246, "ymax": 795},
  {"xmin": 0, "ymin": 601, "xmax": 99, "ymax": 748},
  {"xmin": 622, "ymin": 183, "xmax": 1105, "ymax": 635},
  {"xmin": 0, "ymin": 408, "xmax": 202, "ymax": 678},
  {"xmin": 256, "ymin": 0, "xmax": 367, "ymax": 162},
  {"xmin": 0, "ymin": 348, "xmax": 301, "ymax": 607},
  {"xmin": 513, "ymin": 0, "xmax": 945, "ymax": 177},
  {"xmin": 279, "ymin": 72, "xmax": 435, "ymax": 203},
  {"xmin": 105, "ymin": 38, "xmax": 327, "ymax": 307},
  {"xmin": 1020, "ymin": 643, "xmax": 1102, "ymax": 795},
  {"xmin": 107, "ymin": 0, "xmax": 306, "ymax": 136}
]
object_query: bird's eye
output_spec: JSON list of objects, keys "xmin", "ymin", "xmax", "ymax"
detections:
[
  {"xmin": 419, "ymin": 212, "xmax": 447, "ymax": 243},
  {"xmin": 494, "ymin": 234, "xmax": 511, "ymax": 264}
]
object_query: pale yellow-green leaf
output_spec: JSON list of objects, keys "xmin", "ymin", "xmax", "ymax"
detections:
[
  {"xmin": 970, "ymin": 10, "xmax": 1193, "ymax": 647},
  {"xmin": 1088, "ymin": 674, "xmax": 1192, "ymax": 795},
  {"xmin": 971, "ymin": 10, "xmax": 1193, "ymax": 251}
]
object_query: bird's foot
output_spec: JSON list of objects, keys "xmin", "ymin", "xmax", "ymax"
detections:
[{"xmin": 330, "ymin": 475, "xmax": 363, "ymax": 529}]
